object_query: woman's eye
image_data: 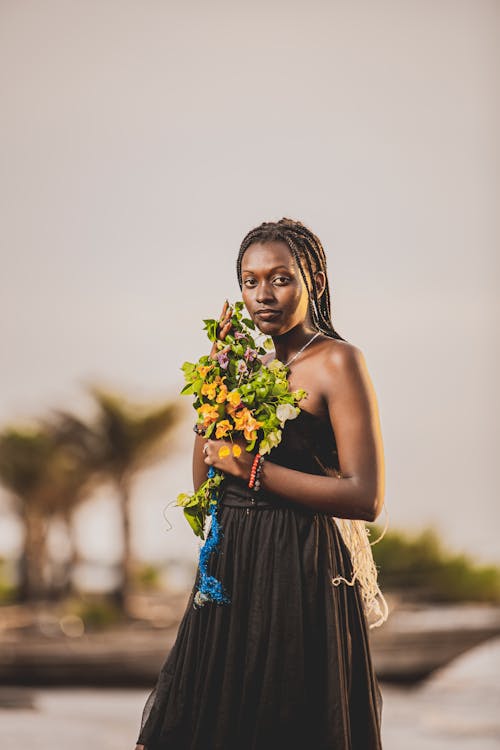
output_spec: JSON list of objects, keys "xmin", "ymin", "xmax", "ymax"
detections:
[
  {"xmin": 273, "ymin": 276, "xmax": 290, "ymax": 285},
  {"xmin": 243, "ymin": 278, "xmax": 257, "ymax": 287}
]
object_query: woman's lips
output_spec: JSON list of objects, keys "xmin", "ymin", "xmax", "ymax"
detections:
[{"xmin": 255, "ymin": 310, "xmax": 281, "ymax": 320}]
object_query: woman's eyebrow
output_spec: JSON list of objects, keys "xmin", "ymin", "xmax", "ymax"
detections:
[{"xmin": 241, "ymin": 265, "xmax": 293, "ymax": 275}]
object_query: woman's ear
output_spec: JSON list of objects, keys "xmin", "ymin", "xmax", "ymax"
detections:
[{"xmin": 314, "ymin": 271, "xmax": 326, "ymax": 298}]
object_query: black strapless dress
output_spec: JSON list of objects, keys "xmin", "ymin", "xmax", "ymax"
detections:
[{"xmin": 136, "ymin": 410, "xmax": 383, "ymax": 749}]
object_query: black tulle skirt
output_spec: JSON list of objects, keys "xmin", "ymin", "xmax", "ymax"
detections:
[{"xmin": 136, "ymin": 480, "xmax": 383, "ymax": 750}]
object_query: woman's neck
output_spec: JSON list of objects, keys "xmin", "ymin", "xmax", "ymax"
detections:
[{"xmin": 272, "ymin": 325, "xmax": 318, "ymax": 365}]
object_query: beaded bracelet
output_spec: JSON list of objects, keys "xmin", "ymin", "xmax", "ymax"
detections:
[{"xmin": 248, "ymin": 453, "xmax": 265, "ymax": 491}]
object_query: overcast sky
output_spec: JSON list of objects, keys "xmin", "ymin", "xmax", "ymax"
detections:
[{"xmin": 1, "ymin": 1, "xmax": 499, "ymax": 567}]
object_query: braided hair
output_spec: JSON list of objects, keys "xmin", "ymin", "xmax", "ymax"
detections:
[{"xmin": 236, "ymin": 218, "xmax": 347, "ymax": 342}]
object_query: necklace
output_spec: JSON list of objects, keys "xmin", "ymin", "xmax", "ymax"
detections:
[{"xmin": 284, "ymin": 331, "xmax": 321, "ymax": 367}]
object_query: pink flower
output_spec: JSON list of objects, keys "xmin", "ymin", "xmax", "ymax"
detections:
[
  {"xmin": 217, "ymin": 351, "xmax": 229, "ymax": 369},
  {"xmin": 244, "ymin": 347, "xmax": 257, "ymax": 362},
  {"xmin": 234, "ymin": 331, "xmax": 246, "ymax": 340}
]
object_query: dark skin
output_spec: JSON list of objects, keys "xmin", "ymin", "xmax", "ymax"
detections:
[{"xmin": 134, "ymin": 240, "xmax": 384, "ymax": 749}]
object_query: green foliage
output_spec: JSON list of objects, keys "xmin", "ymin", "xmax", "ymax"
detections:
[
  {"xmin": 370, "ymin": 524, "xmax": 500, "ymax": 602},
  {"xmin": 67, "ymin": 596, "xmax": 124, "ymax": 629},
  {"xmin": 133, "ymin": 563, "xmax": 162, "ymax": 589},
  {"xmin": 0, "ymin": 557, "xmax": 15, "ymax": 604}
]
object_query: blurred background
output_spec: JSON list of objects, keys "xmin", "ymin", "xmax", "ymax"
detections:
[{"xmin": 1, "ymin": 1, "xmax": 499, "ymax": 748}]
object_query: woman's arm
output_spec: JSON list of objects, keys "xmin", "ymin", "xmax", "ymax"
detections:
[
  {"xmin": 193, "ymin": 433, "xmax": 209, "ymax": 491},
  {"xmin": 202, "ymin": 343, "xmax": 385, "ymax": 522}
]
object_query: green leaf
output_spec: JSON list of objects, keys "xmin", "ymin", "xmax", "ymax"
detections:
[
  {"xmin": 184, "ymin": 507, "xmax": 205, "ymax": 539},
  {"xmin": 246, "ymin": 437, "xmax": 257, "ymax": 451},
  {"xmin": 181, "ymin": 361, "xmax": 196, "ymax": 375},
  {"xmin": 203, "ymin": 319, "xmax": 218, "ymax": 342},
  {"xmin": 204, "ymin": 421, "xmax": 216, "ymax": 438}
]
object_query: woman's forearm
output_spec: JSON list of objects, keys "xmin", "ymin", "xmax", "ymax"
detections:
[
  {"xmin": 194, "ymin": 436, "xmax": 383, "ymax": 522},
  {"xmin": 257, "ymin": 459, "xmax": 380, "ymax": 522}
]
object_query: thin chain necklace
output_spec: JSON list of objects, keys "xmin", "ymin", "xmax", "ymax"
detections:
[{"xmin": 284, "ymin": 331, "xmax": 321, "ymax": 367}]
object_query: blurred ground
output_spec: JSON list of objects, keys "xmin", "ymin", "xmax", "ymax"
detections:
[{"xmin": 2, "ymin": 636, "xmax": 500, "ymax": 750}]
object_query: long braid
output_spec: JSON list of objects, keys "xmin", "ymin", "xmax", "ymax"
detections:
[{"xmin": 236, "ymin": 217, "xmax": 389, "ymax": 629}]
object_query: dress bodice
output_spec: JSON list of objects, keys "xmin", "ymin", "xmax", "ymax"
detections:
[
  {"xmin": 265, "ymin": 408, "xmax": 340, "ymax": 475},
  {"xmin": 221, "ymin": 409, "xmax": 340, "ymax": 509}
]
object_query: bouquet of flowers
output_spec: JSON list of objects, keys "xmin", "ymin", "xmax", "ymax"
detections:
[{"xmin": 176, "ymin": 301, "xmax": 306, "ymax": 606}]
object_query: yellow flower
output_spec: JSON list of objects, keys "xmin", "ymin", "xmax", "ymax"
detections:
[
  {"xmin": 201, "ymin": 381, "xmax": 218, "ymax": 400},
  {"xmin": 197, "ymin": 403, "xmax": 219, "ymax": 427},
  {"xmin": 215, "ymin": 419, "xmax": 232, "ymax": 439},
  {"xmin": 197, "ymin": 364, "xmax": 213, "ymax": 378},
  {"xmin": 232, "ymin": 408, "xmax": 252, "ymax": 431},
  {"xmin": 218, "ymin": 445, "xmax": 231, "ymax": 459},
  {"xmin": 227, "ymin": 390, "xmax": 241, "ymax": 407},
  {"xmin": 232, "ymin": 408, "xmax": 263, "ymax": 441},
  {"xmin": 227, "ymin": 401, "xmax": 239, "ymax": 416},
  {"xmin": 201, "ymin": 375, "xmax": 225, "ymax": 401},
  {"xmin": 216, "ymin": 384, "xmax": 228, "ymax": 403},
  {"xmin": 244, "ymin": 427, "xmax": 257, "ymax": 442},
  {"xmin": 232, "ymin": 444, "xmax": 242, "ymax": 457}
]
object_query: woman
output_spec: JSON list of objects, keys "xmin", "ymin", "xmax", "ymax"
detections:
[{"xmin": 135, "ymin": 217, "xmax": 387, "ymax": 749}]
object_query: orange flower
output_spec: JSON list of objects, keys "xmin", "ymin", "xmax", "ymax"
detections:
[
  {"xmin": 197, "ymin": 364, "xmax": 213, "ymax": 378},
  {"xmin": 233, "ymin": 408, "xmax": 263, "ymax": 441},
  {"xmin": 216, "ymin": 383, "xmax": 228, "ymax": 403},
  {"xmin": 201, "ymin": 381, "xmax": 218, "ymax": 400},
  {"xmin": 201, "ymin": 375, "xmax": 224, "ymax": 401},
  {"xmin": 232, "ymin": 408, "xmax": 253, "ymax": 431},
  {"xmin": 227, "ymin": 390, "xmax": 241, "ymax": 407},
  {"xmin": 197, "ymin": 403, "xmax": 219, "ymax": 427},
  {"xmin": 215, "ymin": 419, "xmax": 232, "ymax": 439},
  {"xmin": 243, "ymin": 415, "xmax": 263, "ymax": 442},
  {"xmin": 226, "ymin": 401, "xmax": 239, "ymax": 416}
]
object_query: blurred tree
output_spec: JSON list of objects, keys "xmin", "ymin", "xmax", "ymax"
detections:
[
  {"xmin": 85, "ymin": 386, "xmax": 180, "ymax": 611},
  {"xmin": 0, "ymin": 426, "xmax": 59, "ymax": 601},
  {"xmin": 370, "ymin": 524, "xmax": 500, "ymax": 602},
  {"xmin": 41, "ymin": 412, "xmax": 103, "ymax": 597},
  {"xmin": 0, "ymin": 390, "xmax": 181, "ymax": 607}
]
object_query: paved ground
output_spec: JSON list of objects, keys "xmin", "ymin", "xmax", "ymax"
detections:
[{"xmin": 2, "ymin": 638, "xmax": 500, "ymax": 750}]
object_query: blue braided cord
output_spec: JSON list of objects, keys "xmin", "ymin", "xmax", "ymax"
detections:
[{"xmin": 194, "ymin": 466, "xmax": 230, "ymax": 608}]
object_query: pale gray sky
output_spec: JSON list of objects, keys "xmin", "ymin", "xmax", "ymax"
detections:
[{"xmin": 1, "ymin": 1, "xmax": 499, "ymax": 567}]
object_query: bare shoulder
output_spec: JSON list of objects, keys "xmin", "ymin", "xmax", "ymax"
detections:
[
  {"xmin": 318, "ymin": 336, "xmax": 366, "ymax": 374},
  {"xmin": 316, "ymin": 336, "xmax": 376, "ymax": 414}
]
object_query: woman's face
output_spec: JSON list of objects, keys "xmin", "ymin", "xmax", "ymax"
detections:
[{"xmin": 240, "ymin": 240, "xmax": 311, "ymax": 336}]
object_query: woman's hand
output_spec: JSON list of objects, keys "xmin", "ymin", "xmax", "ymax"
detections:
[
  {"xmin": 209, "ymin": 300, "xmax": 233, "ymax": 360},
  {"xmin": 202, "ymin": 437, "xmax": 254, "ymax": 481}
]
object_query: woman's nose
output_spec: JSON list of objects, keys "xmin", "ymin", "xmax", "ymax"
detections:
[{"xmin": 255, "ymin": 282, "xmax": 275, "ymax": 303}]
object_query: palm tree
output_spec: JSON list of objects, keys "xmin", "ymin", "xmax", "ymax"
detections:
[
  {"xmin": 85, "ymin": 386, "xmax": 181, "ymax": 611},
  {"xmin": 40, "ymin": 412, "xmax": 104, "ymax": 597},
  {"xmin": 0, "ymin": 390, "xmax": 181, "ymax": 607},
  {"xmin": 0, "ymin": 425, "xmax": 60, "ymax": 601}
]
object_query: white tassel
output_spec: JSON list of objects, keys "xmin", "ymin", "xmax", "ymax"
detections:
[{"xmin": 332, "ymin": 502, "xmax": 390, "ymax": 629}]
